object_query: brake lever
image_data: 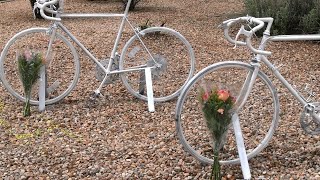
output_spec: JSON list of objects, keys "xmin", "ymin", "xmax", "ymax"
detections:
[
  {"xmin": 33, "ymin": 2, "xmax": 38, "ymax": 19},
  {"xmin": 233, "ymin": 25, "xmax": 252, "ymax": 49}
]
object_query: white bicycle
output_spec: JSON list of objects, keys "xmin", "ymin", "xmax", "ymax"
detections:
[
  {"xmin": 175, "ymin": 16, "xmax": 320, "ymax": 165},
  {"xmin": 0, "ymin": 0, "xmax": 195, "ymax": 105}
]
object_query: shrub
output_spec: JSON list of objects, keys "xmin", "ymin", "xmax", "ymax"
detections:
[{"xmin": 244, "ymin": 0, "xmax": 320, "ymax": 34}]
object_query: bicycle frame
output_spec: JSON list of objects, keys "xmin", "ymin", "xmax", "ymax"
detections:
[
  {"xmin": 244, "ymin": 33, "xmax": 320, "ymax": 107},
  {"xmin": 45, "ymin": 0, "xmax": 156, "ymax": 93},
  {"xmin": 221, "ymin": 16, "xmax": 320, "ymax": 136}
]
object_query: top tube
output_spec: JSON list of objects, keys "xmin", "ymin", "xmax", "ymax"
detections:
[
  {"xmin": 269, "ymin": 34, "xmax": 320, "ymax": 42},
  {"xmin": 60, "ymin": 13, "xmax": 125, "ymax": 18}
]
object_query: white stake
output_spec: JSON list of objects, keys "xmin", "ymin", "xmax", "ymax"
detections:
[
  {"xmin": 38, "ymin": 65, "xmax": 46, "ymax": 112},
  {"xmin": 232, "ymin": 113, "xmax": 251, "ymax": 179},
  {"xmin": 145, "ymin": 67, "xmax": 155, "ymax": 112}
]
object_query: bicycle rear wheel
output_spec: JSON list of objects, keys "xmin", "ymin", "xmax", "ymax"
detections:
[
  {"xmin": 120, "ymin": 27, "xmax": 195, "ymax": 102},
  {"xmin": 175, "ymin": 61, "xmax": 279, "ymax": 165},
  {"xmin": 0, "ymin": 28, "xmax": 80, "ymax": 105}
]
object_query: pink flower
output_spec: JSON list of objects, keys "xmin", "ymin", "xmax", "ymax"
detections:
[
  {"xmin": 217, "ymin": 90, "xmax": 229, "ymax": 101},
  {"xmin": 202, "ymin": 91, "xmax": 209, "ymax": 101},
  {"xmin": 217, "ymin": 108, "xmax": 224, "ymax": 114},
  {"xmin": 24, "ymin": 50, "xmax": 32, "ymax": 61}
]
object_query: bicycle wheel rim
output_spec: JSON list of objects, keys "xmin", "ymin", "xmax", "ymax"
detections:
[{"xmin": 175, "ymin": 61, "xmax": 279, "ymax": 165}]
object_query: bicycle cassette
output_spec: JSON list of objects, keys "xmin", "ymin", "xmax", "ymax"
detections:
[{"xmin": 146, "ymin": 54, "xmax": 167, "ymax": 79}]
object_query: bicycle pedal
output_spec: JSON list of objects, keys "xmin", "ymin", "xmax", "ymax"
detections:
[{"xmin": 93, "ymin": 90, "xmax": 104, "ymax": 98}]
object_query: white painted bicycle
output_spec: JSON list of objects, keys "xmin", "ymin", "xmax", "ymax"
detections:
[
  {"xmin": 175, "ymin": 16, "xmax": 320, "ymax": 165},
  {"xmin": 0, "ymin": 0, "xmax": 195, "ymax": 106}
]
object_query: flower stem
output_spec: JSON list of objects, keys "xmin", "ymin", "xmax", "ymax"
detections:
[
  {"xmin": 211, "ymin": 144, "xmax": 221, "ymax": 180},
  {"xmin": 23, "ymin": 91, "xmax": 31, "ymax": 117}
]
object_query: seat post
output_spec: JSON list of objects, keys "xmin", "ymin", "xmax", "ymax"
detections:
[{"xmin": 123, "ymin": 0, "xmax": 133, "ymax": 17}]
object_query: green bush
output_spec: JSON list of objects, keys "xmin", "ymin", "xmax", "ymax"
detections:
[{"xmin": 244, "ymin": 0, "xmax": 320, "ymax": 35}]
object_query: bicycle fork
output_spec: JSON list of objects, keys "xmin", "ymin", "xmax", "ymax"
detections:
[
  {"xmin": 228, "ymin": 60, "xmax": 261, "ymax": 179},
  {"xmin": 44, "ymin": 24, "xmax": 60, "ymax": 97},
  {"xmin": 234, "ymin": 61, "xmax": 261, "ymax": 112}
]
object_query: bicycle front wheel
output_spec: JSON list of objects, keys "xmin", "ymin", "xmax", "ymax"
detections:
[
  {"xmin": 120, "ymin": 27, "xmax": 195, "ymax": 102},
  {"xmin": 0, "ymin": 28, "xmax": 80, "ymax": 105},
  {"xmin": 175, "ymin": 61, "xmax": 280, "ymax": 165}
]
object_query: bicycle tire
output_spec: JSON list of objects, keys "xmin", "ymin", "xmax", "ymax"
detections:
[
  {"xmin": 175, "ymin": 61, "xmax": 279, "ymax": 165},
  {"xmin": 119, "ymin": 27, "xmax": 195, "ymax": 102},
  {"xmin": 0, "ymin": 28, "xmax": 80, "ymax": 105}
]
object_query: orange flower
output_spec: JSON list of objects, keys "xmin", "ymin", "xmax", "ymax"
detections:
[
  {"xmin": 217, "ymin": 90, "xmax": 229, "ymax": 101},
  {"xmin": 217, "ymin": 108, "xmax": 224, "ymax": 114}
]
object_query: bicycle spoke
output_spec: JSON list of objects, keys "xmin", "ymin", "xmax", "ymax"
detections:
[{"xmin": 120, "ymin": 27, "xmax": 195, "ymax": 102}]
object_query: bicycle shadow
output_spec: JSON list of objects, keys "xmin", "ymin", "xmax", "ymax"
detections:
[
  {"xmin": 133, "ymin": 6, "xmax": 177, "ymax": 13},
  {"xmin": 85, "ymin": 0, "xmax": 177, "ymax": 13}
]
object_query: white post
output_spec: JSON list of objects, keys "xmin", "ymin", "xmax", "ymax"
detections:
[
  {"xmin": 38, "ymin": 65, "xmax": 46, "ymax": 112},
  {"xmin": 232, "ymin": 113, "xmax": 251, "ymax": 179},
  {"xmin": 145, "ymin": 67, "xmax": 155, "ymax": 112}
]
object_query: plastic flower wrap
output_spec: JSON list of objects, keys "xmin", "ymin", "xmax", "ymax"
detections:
[
  {"xmin": 198, "ymin": 82, "xmax": 236, "ymax": 180},
  {"xmin": 17, "ymin": 49, "xmax": 44, "ymax": 116}
]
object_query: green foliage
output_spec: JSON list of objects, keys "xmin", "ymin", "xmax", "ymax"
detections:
[
  {"xmin": 244, "ymin": 0, "xmax": 320, "ymax": 34},
  {"xmin": 17, "ymin": 50, "xmax": 44, "ymax": 116},
  {"xmin": 139, "ymin": 19, "xmax": 152, "ymax": 30},
  {"xmin": 138, "ymin": 19, "xmax": 166, "ymax": 31},
  {"xmin": 18, "ymin": 51, "xmax": 43, "ymax": 93},
  {"xmin": 199, "ymin": 87, "xmax": 234, "ymax": 142}
]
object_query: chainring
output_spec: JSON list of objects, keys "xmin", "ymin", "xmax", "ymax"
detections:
[
  {"xmin": 95, "ymin": 56, "xmax": 120, "ymax": 84},
  {"xmin": 300, "ymin": 103, "xmax": 320, "ymax": 135}
]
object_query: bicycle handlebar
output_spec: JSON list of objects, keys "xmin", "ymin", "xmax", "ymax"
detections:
[
  {"xmin": 35, "ymin": 0, "xmax": 61, "ymax": 21},
  {"xmin": 221, "ymin": 16, "xmax": 272, "ymax": 56}
]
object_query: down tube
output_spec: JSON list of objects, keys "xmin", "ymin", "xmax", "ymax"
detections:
[
  {"xmin": 261, "ymin": 56, "xmax": 307, "ymax": 106},
  {"xmin": 56, "ymin": 22, "xmax": 102, "ymax": 67}
]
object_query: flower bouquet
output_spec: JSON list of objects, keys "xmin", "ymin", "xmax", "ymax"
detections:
[
  {"xmin": 17, "ymin": 50, "xmax": 44, "ymax": 117},
  {"xmin": 199, "ymin": 82, "xmax": 236, "ymax": 180}
]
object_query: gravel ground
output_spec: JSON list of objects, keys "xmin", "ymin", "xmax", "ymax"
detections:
[{"xmin": 0, "ymin": 0, "xmax": 320, "ymax": 179}]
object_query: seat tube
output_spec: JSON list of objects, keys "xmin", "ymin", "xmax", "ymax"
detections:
[{"xmin": 107, "ymin": 1, "xmax": 132, "ymax": 72}]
